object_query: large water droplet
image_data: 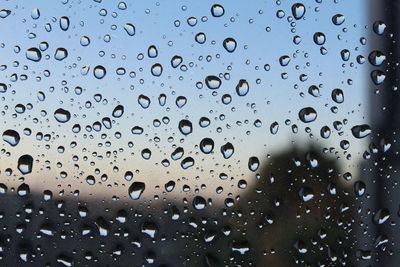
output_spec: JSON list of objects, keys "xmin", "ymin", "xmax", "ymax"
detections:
[
  {"xmin": 60, "ymin": 16, "xmax": 70, "ymax": 31},
  {"xmin": 291, "ymin": 3, "xmax": 306, "ymax": 20},
  {"xmin": 221, "ymin": 142, "xmax": 234, "ymax": 159},
  {"xmin": 332, "ymin": 14, "xmax": 345, "ymax": 25},
  {"xmin": 124, "ymin": 23, "xmax": 136, "ymax": 36},
  {"xmin": 331, "ymin": 88, "xmax": 344, "ymax": 104},
  {"xmin": 368, "ymin": 50, "xmax": 386, "ymax": 66},
  {"xmin": 54, "ymin": 108, "xmax": 71, "ymax": 123},
  {"xmin": 112, "ymin": 105, "xmax": 124, "ymax": 118},
  {"xmin": 138, "ymin": 95, "xmax": 151, "ymax": 108},
  {"xmin": 151, "ymin": 63, "xmax": 163, "ymax": 76},
  {"xmin": 178, "ymin": 119, "xmax": 192, "ymax": 135},
  {"xmin": 223, "ymin": 38, "xmax": 237, "ymax": 53},
  {"xmin": 3, "ymin": 129, "xmax": 20, "ymax": 146},
  {"xmin": 351, "ymin": 124, "xmax": 371, "ymax": 138},
  {"xmin": 200, "ymin": 138, "xmax": 214, "ymax": 154},
  {"xmin": 18, "ymin": 155, "xmax": 33, "ymax": 174},
  {"xmin": 211, "ymin": 4, "xmax": 224, "ymax": 17},
  {"xmin": 128, "ymin": 182, "xmax": 145, "ymax": 200},
  {"xmin": 298, "ymin": 107, "xmax": 317, "ymax": 123},
  {"xmin": 236, "ymin": 79, "xmax": 249, "ymax": 96},
  {"xmin": 313, "ymin": 32, "xmax": 326, "ymax": 45},
  {"xmin": 248, "ymin": 156, "xmax": 259, "ymax": 172},
  {"xmin": 299, "ymin": 187, "xmax": 314, "ymax": 202},
  {"xmin": 54, "ymin": 47, "xmax": 68, "ymax": 61},
  {"xmin": 26, "ymin": 48, "xmax": 42, "ymax": 62},
  {"xmin": 193, "ymin": 196, "xmax": 207, "ymax": 210},
  {"xmin": 205, "ymin": 75, "xmax": 221, "ymax": 89},
  {"xmin": 93, "ymin": 65, "xmax": 106, "ymax": 79}
]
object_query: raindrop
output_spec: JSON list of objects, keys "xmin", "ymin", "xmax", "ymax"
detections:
[
  {"xmin": 223, "ymin": 38, "xmax": 237, "ymax": 53},
  {"xmin": 193, "ymin": 196, "xmax": 207, "ymax": 210},
  {"xmin": 138, "ymin": 95, "xmax": 151, "ymax": 108},
  {"xmin": 112, "ymin": 105, "xmax": 124, "ymax": 118},
  {"xmin": 320, "ymin": 126, "xmax": 331, "ymax": 139},
  {"xmin": 151, "ymin": 63, "xmax": 163, "ymax": 76},
  {"xmin": 270, "ymin": 121, "xmax": 279, "ymax": 134},
  {"xmin": 211, "ymin": 4, "xmax": 224, "ymax": 17},
  {"xmin": 94, "ymin": 65, "xmax": 106, "ymax": 79},
  {"xmin": 31, "ymin": 8, "xmax": 40, "ymax": 19},
  {"xmin": 178, "ymin": 119, "xmax": 192, "ymax": 135},
  {"xmin": 298, "ymin": 107, "xmax": 317, "ymax": 123},
  {"xmin": 54, "ymin": 108, "xmax": 71, "ymax": 123},
  {"xmin": 354, "ymin": 181, "xmax": 366, "ymax": 197},
  {"xmin": 368, "ymin": 50, "xmax": 386, "ymax": 66},
  {"xmin": 3, "ymin": 129, "xmax": 20, "ymax": 146},
  {"xmin": 26, "ymin": 48, "xmax": 42, "ymax": 62},
  {"xmin": 332, "ymin": 14, "xmax": 345, "ymax": 25},
  {"xmin": 128, "ymin": 182, "xmax": 145, "ymax": 200},
  {"xmin": 331, "ymin": 88, "xmax": 344, "ymax": 104},
  {"xmin": 171, "ymin": 55, "xmax": 183, "ymax": 68},
  {"xmin": 54, "ymin": 48, "xmax": 68, "ymax": 61},
  {"xmin": 248, "ymin": 156, "xmax": 259, "ymax": 172},
  {"xmin": 59, "ymin": 16, "xmax": 70, "ymax": 31},
  {"xmin": 181, "ymin": 157, "xmax": 195, "ymax": 169},
  {"xmin": 221, "ymin": 142, "xmax": 234, "ymax": 159},
  {"xmin": 124, "ymin": 23, "xmax": 136, "ymax": 36},
  {"xmin": 373, "ymin": 20, "xmax": 386, "ymax": 35},
  {"xmin": 18, "ymin": 155, "xmax": 33, "ymax": 174},
  {"xmin": 308, "ymin": 85, "xmax": 320, "ymax": 97},
  {"xmin": 205, "ymin": 75, "xmax": 221, "ymax": 89},
  {"xmin": 351, "ymin": 124, "xmax": 371, "ymax": 138},
  {"xmin": 299, "ymin": 187, "xmax": 314, "ymax": 202},
  {"xmin": 291, "ymin": 3, "xmax": 306, "ymax": 20},
  {"xmin": 313, "ymin": 32, "xmax": 326, "ymax": 45},
  {"xmin": 200, "ymin": 138, "xmax": 214, "ymax": 154},
  {"xmin": 370, "ymin": 70, "xmax": 385, "ymax": 85},
  {"xmin": 236, "ymin": 79, "xmax": 249, "ymax": 96}
]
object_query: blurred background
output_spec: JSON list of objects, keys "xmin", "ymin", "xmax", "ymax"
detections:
[{"xmin": 0, "ymin": 0, "xmax": 398, "ymax": 266}]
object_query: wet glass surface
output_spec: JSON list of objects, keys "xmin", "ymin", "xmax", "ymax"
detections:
[{"xmin": 0, "ymin": 0, "xmax": 399, "ymax": 266}]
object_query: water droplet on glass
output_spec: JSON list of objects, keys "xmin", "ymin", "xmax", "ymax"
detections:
[
  {"xmin": 298, "ymin": 107, "xmax": 317, "ymax": 123},
  {"xmin": 54, "ymin": 108, "xmax": 71, "ymax": 123},
  {"xmin": 171, "ymin": 55, "xmax": 183, "ymax": 68},
  {"xmin": 60, "ymin": 16, "xmax": 70, "ymax": 31},
  {"xmin": 320, "ymin": 126, "xmax": 331, "ymax": 139},
  {"xmin": 221, "ymin": 142, "xmax": 234, "ymax": 159},
  {"xmin": 178, "ymin": 119, "xmax": 193, "ymax": 135},
  {"xmin": 354, "ymin": 181, "xmax": 366, "ymax": 197},
  {"xmin": 211, "ymin": 4, "xmax": 224, "ymax": 17},
  {"xmin": 26, "ymin": 48, "xmax": 42, "ymax": 62},
  {"xmin": 151, "ymin": 63, "xmax": 163, "ymax": 76},
  {"xmin": 236, "ymin": 79, "xmax": 249, "ymax": 96},
  {"xmin": 332, "ymin": 14, "xmax": 345, "ymax": 25},
  {"xmin": 138, "ymin": 94, "xmax": 151, "ymax": 108},
  {"xmin": 248, "ymin": 156, "xmax": 259, "ymax": 172},
  {"xmin": 368, "ymin": 50, "xmax": 386, "ymax": 66},
  {"xmin": 124, "ymin": 23, "xmax": 136, "ymax": 36},
  {"xmin": 54, "ymin": 47, "xmax": 68, "ymax": 61},
  {"xmin": 200, "ymin": 138, "xmax": 214, "ymax": 154},
  {"xmin": 94, "ymin": 65, "xmax": 106, "ymax": 79},
  {"xmin": 112, "ymin": 105, "xmax": 124, "ymax": 118},
  {"xmin": 351, "ymin": 124, "xmax": 371, "ymax": 138},
  {"xmin": 18, "ymin": 155, "xmax": 33, "ymax": 174},
  {"xmin": 193, "ymin": 196, "xmax": 207, "ymax": 210},
  {"xmin": 331, "ymin": 88, "xmax": 344, "ymax": 104},
  {"xmin": 3, "ymin": 129, "xmax": 20, "ymax": 146},
  {"xmin": 223, "ymin": 37, "xmax": 237, "ymax": 53},
  {"xmin": 291, "ymin": 3, "xmax": 306, "ymax": 20},
  {"xmin": 373, "ymin": 20, "xmax": 386, "ymax": 35},
  {"xmin": 31, "ymin": 8, "xmax": 40, "ymax": 20},
  {"xmin": 205, "ymin": 75, "xmax": 221, "ymax": 89},
  {"xmin": 370, "ymin": 70, "xmax": 386, "ymax": 85},
  {"xmin": 128, "ymin": 182, "xmax": 145, "ymax": 200},
  {"xmin": 299, "ymin": 187, "xmax": 314, "ymax": 202},
  {"xmin": 313, "ymin": 32, "xmax": 326, "ymax": 45},
  {"xmin": 181, "ymin": 157, "xmax": 195, "ymax": 169}
]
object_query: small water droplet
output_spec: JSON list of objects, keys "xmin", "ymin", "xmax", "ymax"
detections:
[{"xmin": 298, "ymin": 107, "xmax": 317, "ymax": 123}]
